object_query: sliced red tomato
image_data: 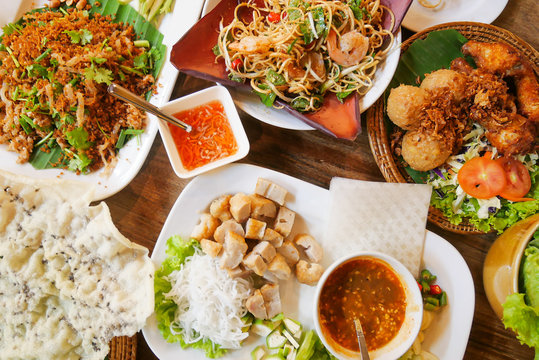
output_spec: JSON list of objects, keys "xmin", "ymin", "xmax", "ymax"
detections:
[
  {"xmin": 267, "ymin": 11, "xmax": 281, "ymax": 23},
  {"xmin": 457, "ymin": 155, "xmax": 507, "ymax": 199},
  {"xmin": 495, "ymin": 157, "xmax": 532, "ymax": 200}
]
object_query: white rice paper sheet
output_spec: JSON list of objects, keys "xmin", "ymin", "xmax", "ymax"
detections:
[{"xmin": 323, "ymin": 177, "xmax": 432, "ymax": 277}]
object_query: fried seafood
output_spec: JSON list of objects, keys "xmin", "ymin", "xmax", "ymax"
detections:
[
  {"xmin": 401, "ymin": 130, "xmax": 453, "ymax": 172},
  {"xmin": 387, "ymin": 85, "xmax": 428, "ymax": 130},
  {"xmin": 462, "ymin": 40, "xmax": 539, "ymax": 124},
  {"xmin": 389, "ymin": 40, "xmax": 537, "ymax": 172},
  {"xmin": 420, "ymin": 69, "xmax": 467, "ymax": 101}
]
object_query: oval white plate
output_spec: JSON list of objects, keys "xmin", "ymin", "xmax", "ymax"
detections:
[
  {"xmin": 0, "ymin": 0, "xmax": 206, "ymax": 200},
  {"xmin": 202, "ymin": 0, "xmax": 402, "ymax": 131},
  {"xmin": 142, "ymin": 163, "xmax": 474, "ymax": 360},
  {"xmin": 402, "ymin": 0, "xmax": 508, "ymax": 32}
]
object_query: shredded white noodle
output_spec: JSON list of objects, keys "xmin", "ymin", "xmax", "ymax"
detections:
[{"xmin": 165, "ymin": 252, "xmax": 253, "ymax": 349}]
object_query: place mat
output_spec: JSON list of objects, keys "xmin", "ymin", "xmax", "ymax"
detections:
[{"xmin": 324, "ymin": 178, "xmax": 432, "ymax": 277}]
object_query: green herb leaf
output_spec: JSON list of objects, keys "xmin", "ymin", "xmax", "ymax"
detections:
[
  {"xmin": 68, "ymin": 151, "xmax": 92, "ymax": 172},
  {"xmin": 266, "ymin": 69, "xmax": 286, "ymax": 86},
  {"xmin": 66, "ymin": 127, "xmax": 93, "ymax": 150},
  {"xmin": 253, "ymin": 84, "xmax": 276, "ymax": 107},
  {"xmin": 29, "ymin": 141, "xmax": 66, "ymax": 170},
  {"xmin": 84, "ymin": 66, "xmax": 113, "ymax": 85}
]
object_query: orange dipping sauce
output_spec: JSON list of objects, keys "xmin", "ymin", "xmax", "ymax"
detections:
[
  {"xmin": 169, "ymin": 100, "xmax": 238, "ymax": 171},
  {"xmin": 318, "ymin": 257, "xmax": 406, "ymax": 352}
]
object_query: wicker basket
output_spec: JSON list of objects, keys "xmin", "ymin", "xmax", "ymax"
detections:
[
  {"xmin": 109, "ymin": 336, "xmax": 137, "ymax": 360},
  {"xmin": 366, "ymin": 22, "xmax": 539, "ymax": 234}
]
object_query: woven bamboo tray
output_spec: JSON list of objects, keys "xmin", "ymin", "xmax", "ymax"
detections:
[
  {"xmin": 366, "ymin": 22, "xmax": 539, "ymax": 234},
  {"xmin": 109, "ymin": 336, "xmax": 137, "ymax": 360}
]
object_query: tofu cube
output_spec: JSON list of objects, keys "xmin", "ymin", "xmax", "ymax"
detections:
[
  {"xmin": 200, "ymin": 239, "xmax": 222, "ymax": 258},
  {"xmin": 229, "ymin": 193, "xmax": 252, "ymax": 223},
  {"xmin": 255, "ymin": 178, "xmax": 288, "ymax": 206},
  {"xmin": 252, "ymin": 241, "xmax": 276, "ymax": 263},
  {"xmin": 220, "ymin": 231, "xmax": 248, "ymax": 269},
  {"xmin": 243, "ymin": 252, "xmax": 267, "ymax": 276},
  {"xmin": 274, "ymin": 206, "xmax": 295, "ymax": 237},
  {"xmin": 263, "ymin": 228, "xmax": 284, "ymax": 248},
  {"xmin": 249, "ymin": 194, "xmax": 277, "ymax": 220},
  {"xmin": 245, "ymin": 218, "xmax": 267, "ymax": 240}
]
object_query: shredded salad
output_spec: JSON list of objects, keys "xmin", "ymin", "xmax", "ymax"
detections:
[
  {"xmin": 425, "ymin": 123, "xmax": 538, "ymax": 233},
  {"xmin": 154, "ymin": 235, "xmax": 251, "ymax": 358}
]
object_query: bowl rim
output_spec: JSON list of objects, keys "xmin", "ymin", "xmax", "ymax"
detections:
[
  {"xmin": 157, "ymin": 85, "xmax": 250, "ymax": 179},
  {"xmin": 313, "ymin": 251, "xmax": 423, "ymax": 360}
]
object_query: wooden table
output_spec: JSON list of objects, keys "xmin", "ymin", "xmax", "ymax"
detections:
[{"xmin": 105, "ymin": 0, "xmax": 538, "ymax": 358}]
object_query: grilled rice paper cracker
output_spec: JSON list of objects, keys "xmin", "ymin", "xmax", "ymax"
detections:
[
  {"xmin": 324, "ymin": 178, "xmax": 431, "ymax": 277},
  {"xmin": 0, "ymin": 170, "xmax": 154, "ymax": 360}
]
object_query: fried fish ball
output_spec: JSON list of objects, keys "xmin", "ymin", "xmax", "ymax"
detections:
[
  {"xmin": 387, "ymin": 85, "xmax": 428, "ymax": 130},
  {"xmin": 420, "ymin": 69, "xmax": 468, "ymax": 102},
  {"xmin": 402, "ymin": 131, "xmax": 452, "ymax": 171}
]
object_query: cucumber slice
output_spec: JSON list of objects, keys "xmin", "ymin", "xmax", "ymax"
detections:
[
  {"xmin": 252, "ymin": 318, "xmax": 279, "ymax": 337},
  {"xmin": 251, "ymin": 345, "xmax": 267, "ymax": 360},
  {"xmin": 282, "ymin": 329, "xmax": 300, "ymax": 349},
  {"xmin": 283, "ymin": 318, "xmax": 302, "ymax": 337},
  {"xmin": 267, "ymin": 328, "xmax": 288, "ymax": 349}
]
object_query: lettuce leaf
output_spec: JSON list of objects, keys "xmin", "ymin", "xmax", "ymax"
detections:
[
  {"xmin": 503, "ymin": 240, "xmax": 539, "ymax": 359},
  {"xmin": 154, "ymin": 236, "xmax": 227, "ymax": 358}
]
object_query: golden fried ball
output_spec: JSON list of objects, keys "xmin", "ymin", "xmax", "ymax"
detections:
[
  {"xmin": 401, "ymin": 130, "xmax": 452, "ymax": 171},
  {"xmin": 387, "ymin": 85, "xmax": 428, "ymax": 130},
  {"xmin": 420, "ymin": 69, "xmax": 467, "ymax": 102}
]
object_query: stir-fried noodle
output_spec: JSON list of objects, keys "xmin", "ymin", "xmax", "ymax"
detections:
[{"xmin": 216, "ymin": 0, "xmax": 394, "ymax": 112}]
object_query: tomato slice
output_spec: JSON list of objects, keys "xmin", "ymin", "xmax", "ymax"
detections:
[
  {"xmin": 495, "ymin": 157, "xmax": 532, "ymax": 200},
  {"xmin": 457, "ymin": 156, "xmax": 507, "ymax": 199},
  {"xmin": 267, "ymin": 11, "xmax": 281, "ymax": 23}
]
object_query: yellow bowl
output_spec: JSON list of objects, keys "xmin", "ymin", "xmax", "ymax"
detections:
[{"xmin": 483, "ymin": 214, "xmax": 539, "ymax": 319}]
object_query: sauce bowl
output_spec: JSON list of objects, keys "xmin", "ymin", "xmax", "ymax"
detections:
[
  {"xmin": 158, "ymin": 86, "xmax": 249, "ymax": 178},
  {"xmin": 313, "ymin": 251, "xmax": 423, "ymax": 360}
]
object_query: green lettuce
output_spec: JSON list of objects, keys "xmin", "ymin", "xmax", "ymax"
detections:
[
  {"xmin": 503, "ymin": 239, "xmax": 539, "ymax": 359},
  {"xmin": 154, "ymin": 235, "xmax": 227, "ymax": 358}
]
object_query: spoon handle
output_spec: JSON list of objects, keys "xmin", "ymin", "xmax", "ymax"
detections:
[
  {"xmin": 354, "ymin": 318, "xmax": 371, "ymax": 360},
  {"xmin": 107, "ymin": 83, "xmax": 192, "ymax": 132}
]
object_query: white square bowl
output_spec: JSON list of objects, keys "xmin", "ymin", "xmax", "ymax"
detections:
[{"xmin": 157, "ymin": 86, "xmax": 250, "ymax": 178}]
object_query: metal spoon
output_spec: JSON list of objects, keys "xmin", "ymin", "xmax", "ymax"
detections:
[
  {"xmin": 107, "ymin": 83, "xmax": 192, "ymax": 132},
  {"xmin": 354, "ymin": 318, "xmax": 371, "ymax": 360}
]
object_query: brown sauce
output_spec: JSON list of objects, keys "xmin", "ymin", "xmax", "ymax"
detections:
[{"xmin": 318, "ymin": 257, "xmax": 406, "ymax": 352}]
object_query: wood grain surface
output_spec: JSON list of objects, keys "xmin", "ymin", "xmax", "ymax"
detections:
[{"xmin": 103, "ymin": 0, "xmax": 538, "ymax": 358}]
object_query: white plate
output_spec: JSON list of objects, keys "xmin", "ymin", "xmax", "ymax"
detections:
[
  {"xmin": 402, "ymin": 0, "xmax": 508, "ymax": 32},
  {"xmin": 201, "ymin": 0, "xmax": 402, "ymax": 131},
  {"xmin": 142, "ymin": 163, "xmax": 474, "ymax": 360},
  {"xmin": 0, "ymin": 0, "xmax": 206, "ymax": 200}
]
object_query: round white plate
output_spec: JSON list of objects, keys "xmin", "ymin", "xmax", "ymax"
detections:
[
  {"xmin": 402, "ymin": 0, "xmax": 509, "ymax": 32},
  {"xmin": 142, "ymin": 163, "xmax": 474, "ymax": 360},
  {"xmin": 0, "ymin": 0, "xmax": 206, "ymax": 200},
  {"xmin": 202, "ymin": 0, "xmax": 402, "ymax": 130}
]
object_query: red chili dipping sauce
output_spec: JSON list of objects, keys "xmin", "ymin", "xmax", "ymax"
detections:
[
  {"xmin": 318, "ymin": 257, "xmax": 406, "ymax": 352},
  {"xmin": 169, "ymin": 100, "xmax": 238, "ymax": 171}
]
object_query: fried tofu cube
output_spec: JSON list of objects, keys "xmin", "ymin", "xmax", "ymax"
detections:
[
  {"xmin": 260, "ymin": 283, "xmax": 282, "ymax": 319},
  {"xmin": 249, "ymin": 194, "xmax": 277, "ymax": 220},
  {"xmin": 200, "ymin": 239, "xmax": 222, "ymax": 258},
  {"xmin": 210, "ymin": 195, "xmax": 233, "ymax": 222},
  {"xmin": 243, "ymin": 252, "xmax": 267, "ymax": 276},
  {"xmin": 252, "ymin": 241, "xmax": 276, "ymax": 263},
  {"xmin": 274, "ymin": 206, "xmax": 295, "ymax": 237},
  {"xmin": 220, "ymin": 231, "xmax": 248, "ymax": 269},
  {"xmin": 263, "ymin": 228, "xmax": 284, "ymax": 248},
  {"xmin": 245, "ymin": 218, "xmax": 267, "ymax": 240},
  {"xmin": 227, "ymin": 264, "xmax": 252, "ymax": 279},
  {"xmin": 246, "ymin": 289, "xmax": 268, "ymax": 320},
  {"xmin": 214, "ymin": 219, "xmax": 245, "ymax": 244},
  {"xmin": 255, "ymin": 178, "xmax": 288, "ymax": 206},
  {"xmin": 277, "ymin": 241, "xmax": 300, "ymax": 266},
  {"xmin": 266, "ymin": 253, "xmax": 291, "ymax": 281},
  {"xmin": 295, "ymin": 260, "xmax": 324, "ymax": 286},
  {"xmin": 294, "ymin": 234, "xmax": 323, "ymax": 263},
  {"xmin": 229, "ymin": 193, "xmax": 252, "ymax": 223},
  {"xmin": 191, "ymin": 213, "xmax": 220, "ymax": 241}
]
